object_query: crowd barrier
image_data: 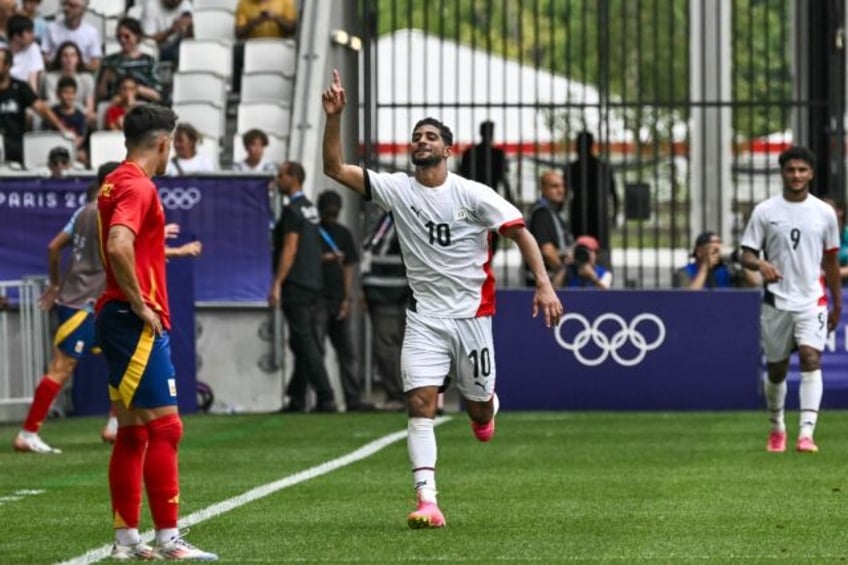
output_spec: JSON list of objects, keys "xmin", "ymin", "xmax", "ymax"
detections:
[{"xmin": 0, "ymin": 277, "xmax": 51, "ymax": 409}]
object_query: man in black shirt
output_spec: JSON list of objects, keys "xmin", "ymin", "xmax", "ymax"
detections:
[
  {"xmin": 527, "ymin": 171, "xmax": 572, "ymax": 287},
  {"xmin": 0, "ymin": 47, "xmax": 69, "ymax": 164},
  {"xmin": 458, "ymin": 120, "xmax": 513, "ymax": 203},
  {"xmin": 314, "ymin": 190, "xmax": 375, "ymax": 412},
  {"xmin": 268, "ymin": 161, "xmax": 337, "ymax": 413}
]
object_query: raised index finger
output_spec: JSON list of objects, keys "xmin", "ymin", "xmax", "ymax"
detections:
[{"xmin": 333, "ymin": 69, "xmax": 342, "ymax": 87}]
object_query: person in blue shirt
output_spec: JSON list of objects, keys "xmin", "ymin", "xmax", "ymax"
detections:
[
  {"xmin": 674, "ymin": 231, "xmax": 735, "ymax": 289},
  {"xmin": 563, "ymin": 235, "xmax": 612, "ymax": 288}
]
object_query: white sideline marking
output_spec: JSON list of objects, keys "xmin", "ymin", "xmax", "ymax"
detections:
[
  {"xmin": 57, "ymin": 417, "xmax": 451, "ymax": 565},
  {"xmin": 0, "ymin": 489, "xmax": 44, "ymax": 506}
]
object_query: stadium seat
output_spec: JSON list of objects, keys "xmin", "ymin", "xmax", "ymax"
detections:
[
  {"xmin": 40, "ymin": 0, "xmax": 61, "ymax": 17},
  {"xmin": 243, "ymin": 39, "xmax": 296, "ymax": 76},
  {"xmin": 95, "ymin": 100, "xmax": 111, "ymax": 131},
  {"xmin": 237, "ymin": 102, "xmax": 291, "ymax": 137},
  {"xmin": 88, "ymin": 0, "xmax": 125, "ymax": 18},
  {"xmin": 194, "ymin": 0, "xmax": 238, "ymax": 11},
  {"xmin": 89, "ymin": 131, "xmax": 126, "ymax": 170},
  {"xmin": 104, "ymin": 16, "xmax": 119, "ymax": 39},
  {"xmin": 232, "ymin": 132, "xmax": 288, "ymax": 165},
  {"xmin": 172, "ymin": 72, "xmax": 227, "ymax": 107},
  {"xmin": 178, "ymin": 40, "xmax": 233, "ymax": 81},
  {"xmin": 240, "ymin": 72, "xmax": 293, "ymax": 104},
  {"xmin": 193, "ymin": 8, "xmax": 236, "ymax": 41},
  {"xmin": 172, "ymin": 102, "xmax": 226, "ymax": 140},
  {"xmin": 23, "ymin": 131, "xmax": 75, "ymax": 170},
  {"xmin": 139, "ymin": 38, "xmax": 159, "ymax": 62}
]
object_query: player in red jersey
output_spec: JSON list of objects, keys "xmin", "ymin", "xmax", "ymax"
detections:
[{"xmin": 95, "ymin": 104, "xmax": 217, "ymax": 561}]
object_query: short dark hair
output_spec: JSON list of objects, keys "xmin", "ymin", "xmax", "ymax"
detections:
[
  {"xmin": 242, "ymin": 128, "xmax": 268, "ymax": 147},
  {"xmin": 7, "ymin": 14, "xmax": 34, "ymax": 39},
  {"xmin": 175, "ymin": 122, "xmax": 202, "ymax": 144},
  {"xmin": 87, "ymin": 161, "xmax": 120, "ymax": 202},
  {"xmin": 317, "ymin": 189, "xmax": 342, "ymax": 214},
  {"xmin": 413, "ymin": 117, "xmax": 453, "ymax": 146},
  {"xmin": 123, "ymin": 104, "xmax": 177, "ymax": 149},
  {"xmin": 56, "ymin": 75, "xmax": 77, "ymax": 93},
  {"xmin": 778, "ymin": 146, "xmax": 816, "ymax": 170},
  {"xmin": 283, "ymin": 161, "xmax": 306, "ymax": 185},
  {"xmin": 116, "ymin": 16, "xmax": 143, "ymax": 39}
]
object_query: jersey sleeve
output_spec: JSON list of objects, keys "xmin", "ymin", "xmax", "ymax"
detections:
[
  {"xmin": 468, "ymin": 180, "xmax": 524, "ymax": 232},
  {"xmin": 279, "ymin": 206, "xmax": 302, "ymax": 235},
  {"xmin": 824, "ymin": 205, "xmax": 840, "ymax": 251},
  {"xmin": 339, "ymin": 227, "xmax": 358, "ymax": 265},
  {"xmin": 364, "ymin": 169, "xmax": 408, "ymax": 212},
  {"xmin": 739, "ymin": 204, "xmax": 764, "ymax": 252},
  {"xmin": 110, "ymin": 180, "xmax": 153, "ymax": 235},
  {"xmin": 62, "ymin": 206, "xmax": 84, "ymax": 235}
]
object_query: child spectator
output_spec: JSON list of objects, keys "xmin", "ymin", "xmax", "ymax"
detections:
[
  {"xmin": 43, "ymin": 41, "xmax": 95, "ymax": 125},
  {"xmin": 48, "ymin": 75, "xmax": 87, "ymax": 165},
  {"xmin": 166, "ymin": 122, "xmax": 216, "ymax": 175},
  {"xmin": 104, "ymin": 75, "xmax": 138, "ymax": 131},
  {"xmin": 232, "ymin": 128, "xmax": 277, "ymax": 173},
  {"xmin": 46, "ymin": 145, "xmax": 71, "ymax": 177}
]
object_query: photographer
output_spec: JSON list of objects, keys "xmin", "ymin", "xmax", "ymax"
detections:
[
  {"xmin": 563, "ymin": 235, "xmax": 612, "ymax": 289},
  {"xmin": 674, "ymin": 231, "xmax": 736, "ymax": 289}
]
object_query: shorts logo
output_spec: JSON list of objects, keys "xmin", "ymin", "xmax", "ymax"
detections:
[
  {"xmin": 158, "ymin": 187, "xmax": 202, "ymax": 210},
  {"xmin": 168, "ymin": 378, "xmax": 177, "ymax": 397},
  {"xmin": 555, "ymin": 312, "xmax": 666, "ymax": 367},
  {"xmin": 74, "ymin": 340, "xmax": 84, "ymax": 354}
]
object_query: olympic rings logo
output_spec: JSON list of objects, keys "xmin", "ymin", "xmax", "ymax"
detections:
[
  {"xmin": 158, "ymin": 187, "xmax": 202, "ymax": 210},
  {"xmin": 554, "ymin": 312, "xmax": 666, "ymax": 367}
]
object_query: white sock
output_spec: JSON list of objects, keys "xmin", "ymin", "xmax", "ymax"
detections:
[
  {"xmin": 19, "ymin": 430, "xmax": 36, "ymax": 440},
  {"xmin": 156, "ymin": 528, "xmax": 179, "ymax": 545},
  {"xmin": 407, "ymin": 418, "xmax": 437, "ymax": 503},
  {"xmin": 764, "ymin": 379, "xmax": 787, "ymax": 433},
  {"xmin": 115, "ymin": 528, "xmax": 141, "ymax": 546},
  {"xmin": 799, "ymin": 370, "xmax": 823, "ymax": 439}
]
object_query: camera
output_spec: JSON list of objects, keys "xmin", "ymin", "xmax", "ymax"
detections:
[{"xmin": 573, "ymin": 244, "xmax": 592, "ymax": 266}]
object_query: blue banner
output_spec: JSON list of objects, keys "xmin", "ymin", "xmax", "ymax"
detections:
[
  {"xmin": 0, "ymin": 176, "xmax": 272, "ymax": 303},
  {"xmin": 494, "ymin": 290, "xmax": 763, "ymax": 410}
]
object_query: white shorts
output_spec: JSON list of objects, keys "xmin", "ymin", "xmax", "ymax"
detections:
[
  {"xmin": 760, "ymin": 303, "xmax": 828, "ymax": 362},
  {"xmin": 401, "ymin": 309, "xmax": 495, "ymax": 402}
]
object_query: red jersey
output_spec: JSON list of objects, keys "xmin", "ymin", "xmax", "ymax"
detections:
[{"xmin": 96, "ymin": 161, "xmax": 171, "ymax": 329}]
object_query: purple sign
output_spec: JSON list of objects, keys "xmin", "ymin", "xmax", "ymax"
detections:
[
  {"xmin": 493, "ymin": 290, "xmax": 763, "ymax": 410},
  {"xmin": 0, "ymin": 176, "xmax": 272, "ymax": 303}
]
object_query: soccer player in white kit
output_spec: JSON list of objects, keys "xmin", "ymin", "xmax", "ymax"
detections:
[
  {"xmin": 322, "ymin": 70, "xmax": 563, "ymax": 528},
  {"xmin": 740, "ymin": 146, "xmax": 841, "ymax": 454}
]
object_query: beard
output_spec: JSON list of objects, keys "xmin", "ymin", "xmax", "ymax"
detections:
[{"xmin": 411, "ymin": 153, "xmax": 442, "ymax": 167}]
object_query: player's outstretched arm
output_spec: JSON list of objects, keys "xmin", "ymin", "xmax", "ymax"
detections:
[
  {"xmin": 503, "ymin": 225, "xmax": 564, "ymax": 328},
  {"xmin": 322, "ymin": 69, "xmax": 366, "ymax": 195}
]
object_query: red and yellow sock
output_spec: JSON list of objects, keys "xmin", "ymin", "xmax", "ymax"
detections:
[
  {"xmin": 109, "ymin": 425, "xmax": 148, "ymax": 529},
  {"xmin": 144, "ymin": 414, "xmax": 183, "ymax": 530},
  {"xmin": 22, "ymin": 376, "xmax": 62, "ymax": 433}
]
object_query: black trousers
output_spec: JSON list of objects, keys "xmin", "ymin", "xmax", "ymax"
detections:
[
  {"xmin": 367, "ymin": 302, "xmax": 406, "ymax": 402},
  {"xmin": 282, "ymin": 289, "xmax": 335, "ymax": 409},
  {"xmin": 314, "ymin": 297, "xmax": 363, "ymax": 406}
]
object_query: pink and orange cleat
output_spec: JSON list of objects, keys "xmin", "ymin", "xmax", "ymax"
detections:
[
  {"xmin": 470, "ymin": 393, "xmax": 499, "ymax": 442},
  {"xmin": 407, "ymin": 500, "xmax": 446, "ymax": 529},
  {"xmin": 796, "ymin": 436, "xmax": 819, "ymax": 453},
  {"xmin": 766, "ymin": 431, "xmax": 786, "ymax": 453}
]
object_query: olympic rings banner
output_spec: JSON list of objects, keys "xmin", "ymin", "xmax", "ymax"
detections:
[
  {"xmin": 0, "ymin": 176, "xmax": 272, "ymax": 302},
  {"xmin": 493, "ymin": 289, "xmax": 765, "ymax": 410}
]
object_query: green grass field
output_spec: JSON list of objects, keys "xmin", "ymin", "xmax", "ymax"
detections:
[{"xmin": 2, "ymin": 410, "xmax": 846, "ymax": 564}]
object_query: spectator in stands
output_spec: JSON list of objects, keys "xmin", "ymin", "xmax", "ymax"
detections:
[
  {"xmin": 42, "ymin": 0, "xmax": 103, "ymax": 73},
  {"xmin": 97, "ymin": 17, "xmax": 161, "ymax": 103},
  {"xmin": 0, "ymin": 46, "xmax": 72, "ymax": 164},
  {"xmin": 458, "ymin": 120, "xmax": 513, "ymax": 203},
  {"xmin": 235, "ymin": 0, "xmax": 297, "ymax": 40},
  {"xmin": 232, "ymin": 128, "xmax": 277, "ymax": 173},
  {"xmin": 47, "ymin": 75, "xmax": 87, "ymax": 164},
  {"xmin": 142, "ymin": 0, "xmax": 193, "ymax": 65},
  {"xmin": 527, "ymin": 170, "xmax": 572, "ymax": 287},
  {"xmin": 17, "ymin": 0, "xmax": 47, "ymax": 45},
  {"xmin": 562, "ymin": 235, "xmax": 612, "ymax": 289},
  {"xmin": 673, "ymin": 231, "xmax": 739, "ymax": 290},
  {"xmin": 8, "ymin": 14, "xmax": 43, "ymax": 92},
  {"xmin": 46, "ymin": 145, "xmax": 71, "ymax": 177},
  {"xmin": 0, "ymin": 0, "xmax": 14, "ymax": 44},
  {"xmin": 104, "ymin": 75, "xmax": 138, "ymax": 131},
  {"xmin": 314, "ymin": 189, "xmax": 375, "ymax": 412},
  {"xmin": 43, "ymin": 41, "xmax": 95, "ymax": 125},
  {"xmin": 165, "ymin": 122, "xmax": 215, "ymax": 175}
]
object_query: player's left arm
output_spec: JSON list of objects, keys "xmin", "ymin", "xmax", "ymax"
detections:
[
  {"xmin": 165, "ymin": 240, "xmax": 202, "ymax": 258},
  {"xmin": 502, "ymin": 224, "xmax": 563, "ymax": 328},
  {"xmin": 107, "ymin": 224, "xmax": 162, "ymax": 335},
  {"xmin": 823, "ymin": 249, "xmax": 842, "ymax": 332},
  {"xmin": 38, "ymin": 230, "xmax": 72, "ymax": 309},
  {"xmin": 268, "ymin": 232, "xmax": 299, "ymax": 307}
]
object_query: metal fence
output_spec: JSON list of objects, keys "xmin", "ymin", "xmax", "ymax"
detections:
[
  {"xmin": 358, "ymin": 0, "xmax": 845, "ymax": 288},
  {"xmin": 0, "ymin": 277, "xmax": 51, "ymax": 409}
]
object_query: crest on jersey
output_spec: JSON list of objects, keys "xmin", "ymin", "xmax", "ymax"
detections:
[{"xmin": 455, "ymin": 208, "xmax": 468, "ymax": 221}]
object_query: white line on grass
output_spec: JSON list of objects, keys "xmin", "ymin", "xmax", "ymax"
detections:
[{"xmin": 57, "ymin": 416, "xmax": 451, "ymax": 565}]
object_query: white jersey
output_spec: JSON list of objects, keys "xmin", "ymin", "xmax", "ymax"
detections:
[
  {"xmin": 740, "ymin": 193, "xmax": 839, "ymax": 312},
  {"xmin": 365, "ymin": 170, "xmax": 524, "ymax": 318}
]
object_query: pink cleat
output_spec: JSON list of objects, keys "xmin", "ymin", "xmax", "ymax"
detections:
[
  {"xmin": 766, "ymin": 431, "xmax": 786, "ymax": 453},
  {"xmin": 407, "ymin": 500, "xmax": 446, "ymax": 529},
  {"xmin": 470, "ymin": 393, "xmax": 499, "ymax": 442},
  {"xmin": 796, "ymin": 436, "xmax": 819, "ymax": 453}
]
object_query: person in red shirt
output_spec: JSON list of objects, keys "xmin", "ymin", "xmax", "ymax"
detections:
[
  {"xmin": 104, "ymin": 75, "xmax": 138, "ymax": 131},
  {"xmin": 95, "ymin": 104, "xmax": 217, "ymax": 561}
]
